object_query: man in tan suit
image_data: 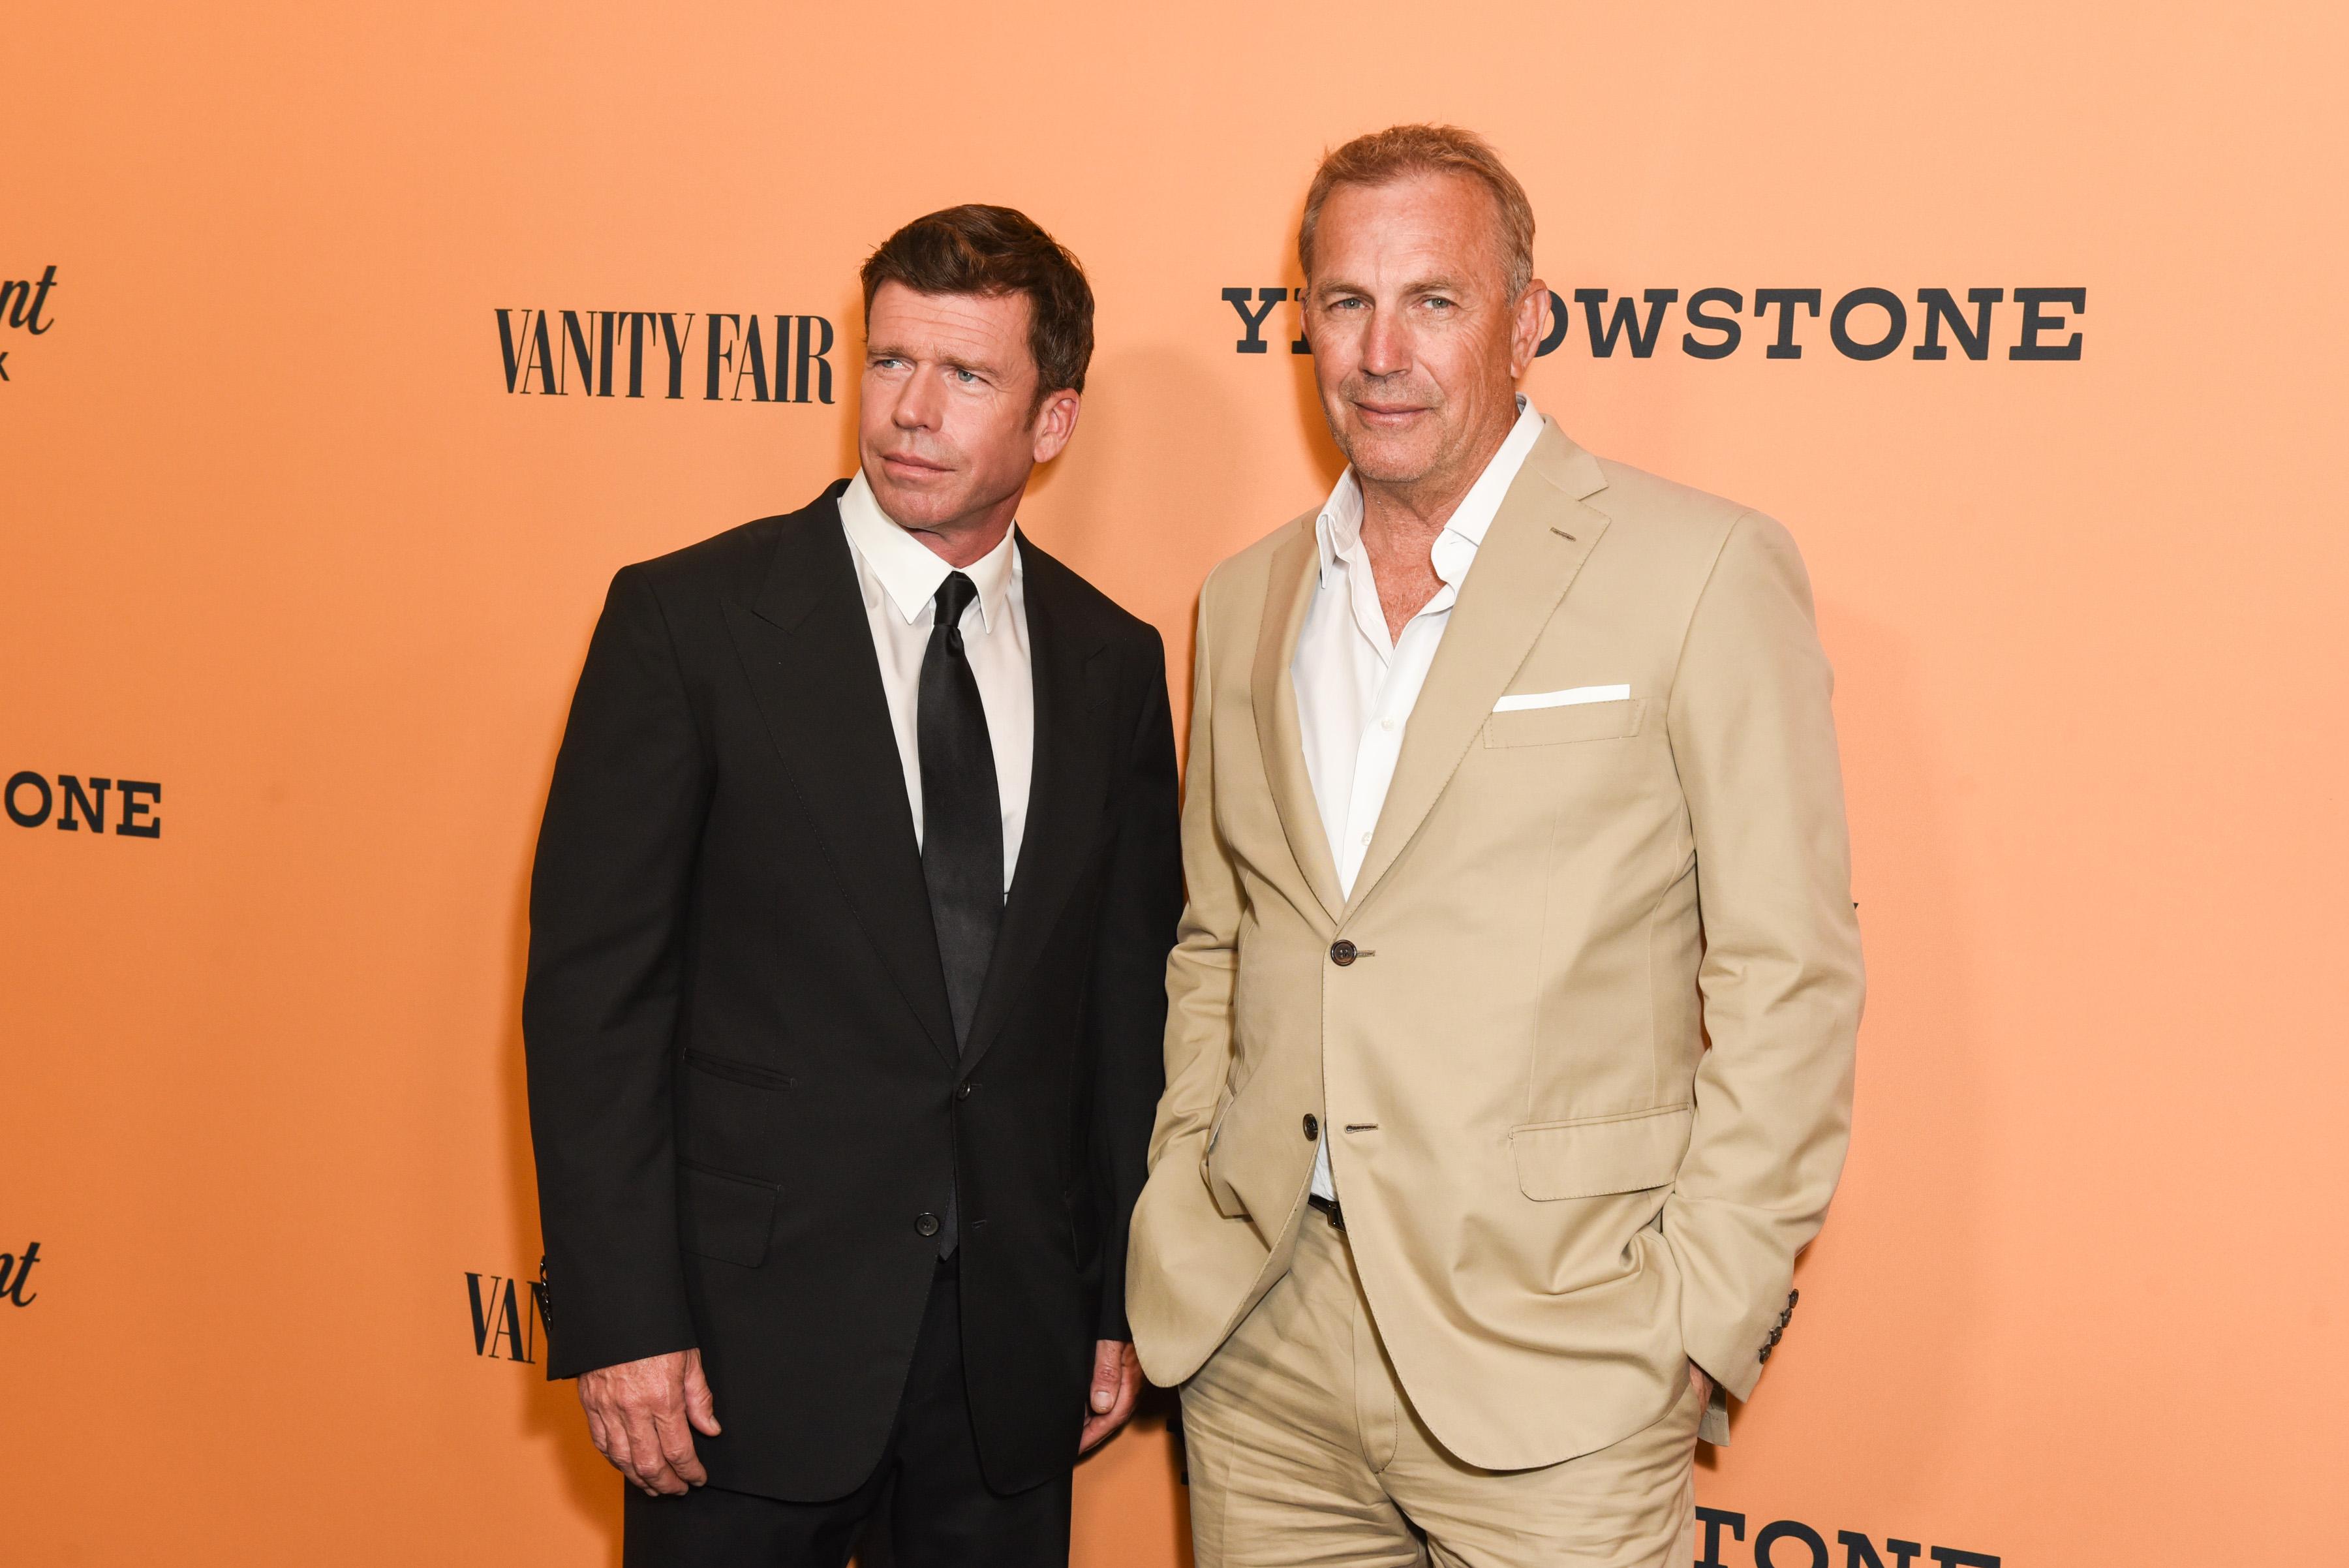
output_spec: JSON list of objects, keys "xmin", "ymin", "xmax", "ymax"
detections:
[{"xmin": 1125, "ymin": 125, "xmax": 1864, "ymax": 1566}]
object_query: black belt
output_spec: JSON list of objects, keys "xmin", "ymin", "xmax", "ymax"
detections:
[{"xmin": 1308, "ymin": 1193, "xmax": 1345, "ymax": 1232}]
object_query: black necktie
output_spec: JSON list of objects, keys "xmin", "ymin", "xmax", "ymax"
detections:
[
  {"xmin": 919, "ymin": 570, "xmax": 1004, "ymax": 1053},
  {"xmin": 921, "ymin": 572, "xmax": 1000, "ymax": 1260}
]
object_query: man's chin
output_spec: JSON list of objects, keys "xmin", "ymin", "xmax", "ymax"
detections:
[
  {"xmin": 1340, "ymin": 439, "xmax": 1446, "ymax": 488},
  {"xmin": 876, "ymin": 500, "xmax": 966, "ymax": 534}
]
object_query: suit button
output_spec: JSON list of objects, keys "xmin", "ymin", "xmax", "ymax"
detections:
[
  {"xmin": 914, "ymin": 1212, "xmax": 941, "ymax": 1238},
  {"xmin": 1758, "ymin": 1345, "xmax": 1773, "ymax": 1363},
  {"xmin": 1303, "ymin": 1113, "xmax": 1319, "ymax": 1141},
  {"xmin": 955, "ymin": 1083, "xmax": 974, "ymax": 1101},
  {"xmin": 1767, "ymin": 1326, "xmax": 1783, "ymax": 1345},
  {"xmin": 1788, "ymin": 1289, "xmax": 1800, "ymax": 1306},
  {"xmin": 1329, "ymin": 940, "xmax": 1357, "ymax": 966}
]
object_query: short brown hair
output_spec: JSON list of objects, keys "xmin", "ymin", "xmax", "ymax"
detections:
[
  {"xmin": 1298, "ymin": 125, "xmax": 1537, "ymax": 300},
  {"xmin": 859, "ymin": 204, "xmax": 1095, "ymax": 405}
]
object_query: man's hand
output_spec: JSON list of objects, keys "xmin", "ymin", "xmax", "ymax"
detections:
[
  {"xmin": 577, "ymin": 1348, "xmax": 721, "ymax": 1496},
  {"xmin": 1688, "ymin": 1359, "xmax": 1714, "ymax": 1409},
  {"xmin": 1079, "ymin": 1340, "xmax": 1143, "ymax": 1454}
]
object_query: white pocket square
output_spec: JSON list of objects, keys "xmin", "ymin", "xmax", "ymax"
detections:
[{"xmin": 1491, "ymin": 684, "xmax": 1631, "ymax": 713}]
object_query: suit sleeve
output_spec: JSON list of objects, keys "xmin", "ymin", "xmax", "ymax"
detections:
[
  {"xmin": 1084, "ymin": 632, "xmax": 1184, "ymax": 1342},
  {"xmin": 1148, "ymin": 569, "xmax": 1245, "ymax": 1184},
  {"xmin": 523, "ymin": 565, "xmax": 711, "ymax": 1379},
  {"xmin": 1661, "ymin": 513, "xmax": 1864, "ymax": 1403}
]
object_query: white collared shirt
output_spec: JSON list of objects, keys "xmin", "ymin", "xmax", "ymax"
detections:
[
  {"xmin": 838, "ymin": 469, "xmax": 1033, "ymax": 892},
  {"xmin": 1294, "ymin": 394, "xmax": 1545, "ymax": 1199}
]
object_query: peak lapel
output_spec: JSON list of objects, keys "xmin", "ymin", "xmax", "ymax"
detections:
[
  {"xmin": 1252, "ymin": 521, "xmax": 1345, "ymax": 928},
  {"xmin": 721, "ymin": 504, "xmax": 959, "ymax": 1067},
  {"xmin": 959, "ymin": 536, "xmax": 1110, "ymax": 1072},
  {"xmin": 1345, "ymin": 425, "xmax": 1612, "ymax": 920}
]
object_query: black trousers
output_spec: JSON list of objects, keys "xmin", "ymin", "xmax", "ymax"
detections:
[{"xmin": 622, "ymin": 1258, "xmax": 1073, "ymax": 1568}]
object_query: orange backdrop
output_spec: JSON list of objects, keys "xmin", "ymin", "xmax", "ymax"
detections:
[{"xmin": 8, "ymin": 2, "xmax": 2345, "ymax": 1563}]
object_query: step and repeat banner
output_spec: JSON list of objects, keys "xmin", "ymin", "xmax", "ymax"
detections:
[{"xmin": 8, "ymin": 1, "xmax": 2343, "ymax": 1563}]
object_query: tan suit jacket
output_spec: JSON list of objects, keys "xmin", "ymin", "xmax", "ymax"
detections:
[{"xmin": 1126, "ymin": 420, "xmax": 1863, "ymax": 1469}]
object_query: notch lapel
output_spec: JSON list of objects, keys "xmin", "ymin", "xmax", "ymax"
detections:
[
  {"xmin": 1252, "ymin": 521, "xmax": 1346, "ymax": 928},
  {"xmin": 1345, "ymin": 425, "xmax": 1612, "ymax": 920},
  {"xmin": 722, "ymin": 503, "xmax": 959, "ymax": 1067},
  {"xmin": 960, "ymin": 536, "xmax": 1111, "ymax": 1071}
]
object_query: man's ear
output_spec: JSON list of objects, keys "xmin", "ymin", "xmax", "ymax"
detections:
[
  {"xmin": 1509, "ymin": 278, "xmax": 1550, "ymax": 379},
  {"xmin": 1031, "ymin": 390, "xmax": 1082, "ymax": 463}
]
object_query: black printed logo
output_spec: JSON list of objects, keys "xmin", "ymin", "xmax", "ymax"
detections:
[
  {"xmin": 467, "ymin": 1265, "xmax": 552, "ymax": 1362},
  {"xmin": 0, "ymin": 264, "xmax": 61, "ymax": 383},
  {"xmin": 1698, "ymin": 1508, "xmax": 1998, "ymax": 1568},
  {"xmin": 0, "ymin": 1242, "xmax": 42, "ymax": 1307},
  {"xmin": 1225, "ymin": 284, "xmax": 2084, "ymax": 361},
  {"xmin": 4, "ymin": 773, "xmax": 161, "ymax": 838},
  {"xmin": 495, "ymin": 311, "xmax": 838, "ymax": 403}
]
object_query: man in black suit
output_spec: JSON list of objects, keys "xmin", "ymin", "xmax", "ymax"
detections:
[{"xmin": 523, "ymin": 205, "xmax": 1182, "ymax": 1567}]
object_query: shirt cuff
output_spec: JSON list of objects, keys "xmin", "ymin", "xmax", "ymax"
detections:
[{"xmin": 1698, "ymin": 1376, "xmax": 1732, "ymax": 1445}]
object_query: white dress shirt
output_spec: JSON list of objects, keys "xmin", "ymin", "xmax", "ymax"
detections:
[
  {"xmin": 838, "ymin": 469, "xmax": 1033, "ymax": 893},
  {"xmin": 1295, "ymin": 395, "xmax": 1545, "ymax": 1200}
]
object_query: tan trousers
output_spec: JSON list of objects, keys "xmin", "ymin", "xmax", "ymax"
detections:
[{"xmin": 1180, "ymin": 1213, "xmax": 1701, "ymax": 1568}]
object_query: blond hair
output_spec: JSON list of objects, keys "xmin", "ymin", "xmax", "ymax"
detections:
[{"xmin": 1298, "ymin": 124, "xmax": 1536, "ymax": 299}]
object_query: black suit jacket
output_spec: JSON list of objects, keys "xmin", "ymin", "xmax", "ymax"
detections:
[{"xmin": 523, "ymin": 482, "xmax": 1181, "ymax": 1500}]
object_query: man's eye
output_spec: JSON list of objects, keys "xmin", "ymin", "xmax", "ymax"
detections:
[{"xmin": 953, "ymin": 368, "xmax": 979, "ymax": 384}]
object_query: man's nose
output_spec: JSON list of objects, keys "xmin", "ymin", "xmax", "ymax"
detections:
[
  {"xmin": 893, "ymin": 373, "xmax": 941, "ymax": 430},
  {"xmin": 1359, "ymin": 309, "xmax": 1412, "ymax": 379}
]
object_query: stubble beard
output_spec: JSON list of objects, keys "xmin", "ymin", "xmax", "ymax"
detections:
[{"xmin": 1327, "ymin": 376, "xmax": 1454, "ymax": 490}]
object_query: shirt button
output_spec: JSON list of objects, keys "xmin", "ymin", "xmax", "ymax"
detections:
[
  {"xmin": 1360, "ymin": 831, "xmax": 1372, "ymax": 845},
  {"xmin": 1329, "ymin": 940, "xmax": 1357, "ymax": 967},
  {"xmin": 1303, "ymin": 1113, "xmax": 1319, "ymax": 1141},
  {"xmin": 1381, "ymin": 717, "xmax": 1395, "ymax": 730},
  {"xmin": 914, "ymin": 1212, "xmax": 942, "ymax": 1238}
]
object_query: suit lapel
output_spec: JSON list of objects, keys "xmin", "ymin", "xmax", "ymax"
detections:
[
  {"xmin": 1252, "ymin": 520, "xmax": 1346, "ymax": 927},
  {"xmin": 1345, "ymin": 423, "xmax": 1613, "ymax": 921},
  {"xmin": 960, "ymin": 535, "xmax": 1111, "ymax": 1071},
  {"xmin": 722, "ymin": 497, "xmax": 959, "ymax": 1067}
]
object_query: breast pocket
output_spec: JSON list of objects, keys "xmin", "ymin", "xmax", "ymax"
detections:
[{"xmin": 1483, "ymin": 697, "xmax": 1646, "ymax": 748}]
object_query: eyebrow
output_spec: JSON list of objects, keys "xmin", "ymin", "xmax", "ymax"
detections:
[
  {"xmin": 865, "ymin": 344, "xmax": 1004, "ymax": 378},
  {"xmin": 1311, "ymin": 274, "xmax": 1471, "ymax": 301}
]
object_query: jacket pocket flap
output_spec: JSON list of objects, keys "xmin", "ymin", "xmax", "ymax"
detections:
[
  {"xmin": 677, "ymin": 1160, "xmax": 779, "ymax": 1267},
  {"xmin": 1509, "ymin": 1105, "xmax": 1693, "ymax": 1201},
  {"xmin": 1483, "ymin": 697, "xmax": 1645, "ymax": 748},
  {"xmin": 684, "ymin": 1049, "xmax": 796, "ymax": 1090}
]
